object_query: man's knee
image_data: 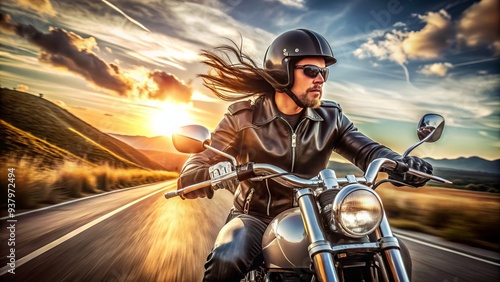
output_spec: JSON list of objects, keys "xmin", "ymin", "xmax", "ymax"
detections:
[{"xmin": 203, "ymin": 243, "xmax": 246, "ymax": 282}]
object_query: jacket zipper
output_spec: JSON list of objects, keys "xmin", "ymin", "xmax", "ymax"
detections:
[
  {"xmin": 243, "ymin": 187, "xmax": 255, "ymax": 214},
  {"xmin": 279, "ymin": 117, "xmax": 307, "ymax": 172},
  {"xmin": 279, "ymin": 117, "xmax": 307, "ymax": 209}
]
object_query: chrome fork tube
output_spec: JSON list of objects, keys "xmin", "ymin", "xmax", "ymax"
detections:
[
  {"xmin": 375, "ymin": 213, "xmax": 410, "ymax": 282},
  {"xmin": 296, "ymin": 188, "xmax": 339, "ymax": 282}
]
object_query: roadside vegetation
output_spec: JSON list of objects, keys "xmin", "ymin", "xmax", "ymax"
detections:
[
  {"xmin": 378, "ymin": 185, "xmax": 500, "ymax": 252},
  {"xmin": 0, "ymin": 156, "xmax": 178, "ymax": 210}
]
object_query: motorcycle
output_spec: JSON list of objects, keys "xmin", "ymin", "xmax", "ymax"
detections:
[{"xmin": 165, "ymin": 113, "xmax": 451, "ymax": 282}]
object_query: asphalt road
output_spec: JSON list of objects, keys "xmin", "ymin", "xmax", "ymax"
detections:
[{"xmin": 1, "ymin": 181, "xmax": 498, "ymax": 281}]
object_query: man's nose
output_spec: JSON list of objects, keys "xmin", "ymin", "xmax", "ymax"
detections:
[{"xmin": 314, "ymin": 73, "xmax": 325, "ymax": 83}]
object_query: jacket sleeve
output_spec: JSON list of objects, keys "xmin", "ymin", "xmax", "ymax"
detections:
[
  {"xmin": 177, "ymin": 107, "xmax": 243, "ymax": 190},
  {"xmin": 333, "ymin": 113, "xmax": 401, "ymax": 172}
]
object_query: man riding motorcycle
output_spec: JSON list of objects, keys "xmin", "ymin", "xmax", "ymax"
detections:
[{"xmin": 177, "ymin": 29, "xmax": 432, "ymax": 281}]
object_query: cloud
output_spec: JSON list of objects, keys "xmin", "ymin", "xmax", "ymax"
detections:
[
  {"xmin": 69, "ymin": 105, "xmax": 87, "ymax": 111},
  {"xmin": 353, "ymin": 10, "xmax": 453, "ymax": 65},
  {"xmin": 145, "ymin": 70, "xmax": 192, "ymax": 103},
  {"xmin": 16, "ymin": 84, "xmax": 29, "ymax": 92},
  {"xmin": 15, "ymin": 0, "xmax": 56, "ymax": 16},
  {"xmin": 352, "ymin": 30, "xmax": 412, "ymax": 83},
  {"xmin": 277, "ymin": 0, "xmax": 306, "ymax": 9},
  {"xmin": 418, "ymin": 62, "xmax": 453, "ymax": 77},
  {"xmin": 355, "ymin": 1, "xmax": 500, "ymax": 69},
  {"xmin": 328, "ymin": 73, "xmax": 499, "ymax": 131},
  {"xmin": 353, "ymin": 30, "xmax": 407, "ymax": 64},
  {"xmin": 1, "ymin": 14, "xmax": 193, "ymax": 103},
  {"xmin": 402, "ymin": 10, "xmax": 453, "ymax": 60},
  {"xmin": 457, "ymin": 0, "xmax": 500, "ymax": 55},
  {"xmin": 2, "ymin": 15, "xmax": 134, "ymax": 95},
  {"xmin": 0, "ymin": 14, "xmax": 15, "ymax": 33},
  {"xmin": 52, "ymin": 100, "xmax": 67, "ymax": 108}
]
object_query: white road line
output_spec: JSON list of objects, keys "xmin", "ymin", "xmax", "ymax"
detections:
[
  {"xmin": 396, "ymin": 233, "xmax": 500, "ymax": 267},
  {"xmin": 0, "ymin": 180, "xmax": 176, "ymax": 220},
  {"xmin": 0, "ymin": 184, "xmax": 175, "ymax": 276}
]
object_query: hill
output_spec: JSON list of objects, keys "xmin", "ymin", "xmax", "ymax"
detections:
[
  {"xmin": 139, "ymin": 150, "xmax": 189, "ymax": 173},
  {"xmin": 109, "ymin": 133, "xmax": 176, "ymax": 153},
  {"xmin": 107, "ymin": 134, "xmax": 189, "ymax": 172},
  {"xmin": 1, "ymin": 120, "xmax": 94, "ymax": 167},
  {"xmin": 0, "ymin": 89, "xmax": 166, "ymax": 170},
  {"xmin": 424, "ymin": 157, "xmax": 499, "ymax": 174}
]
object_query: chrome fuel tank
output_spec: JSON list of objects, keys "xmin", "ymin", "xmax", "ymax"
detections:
[{"xmin": 261, "ymin": 208, "xmax": 310, "ymax": 269}]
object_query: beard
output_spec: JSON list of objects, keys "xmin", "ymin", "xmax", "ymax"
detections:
[{"xmin": 296, "ymin": 87, "xmax": 322, "ymax": 109}]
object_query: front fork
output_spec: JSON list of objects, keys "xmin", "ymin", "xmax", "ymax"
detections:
[
  {"xmin": 373, "ymin": 214, "xmax": 411, "ymax": 282},
  {"xmin": 297, "ymin": 188, "xmax": 410, "ymax": 282},
  {"xmin": 297, "ymin": 188, "xmax": 339, "ymax": 282}
]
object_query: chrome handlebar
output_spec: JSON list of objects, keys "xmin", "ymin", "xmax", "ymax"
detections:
[{"xmin": 165, "ymin": 158, "xmax": 451, "ymax": 199}]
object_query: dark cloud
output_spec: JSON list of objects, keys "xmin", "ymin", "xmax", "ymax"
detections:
[
  {"xmin": 147, "ymin": 70, "xmax": 192, "ymax": 103},
  {"xmin": 0, "ymin": 13, "xmax": 193, "ymax": 103},
  {"xmin": 0, "ymin": 14, "xmax": 134, "ymax": 96},
  {"xmin": 0, "ymin": 14, "xmax": 16, "ymax": 33},
  {"xmin": 457, "ymin": 0, "xmax": 500, "ymax": 55}
]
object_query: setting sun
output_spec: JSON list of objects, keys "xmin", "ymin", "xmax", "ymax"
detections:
[{"xmin": 150, "ymin": 101, "xmax": 193, "ymax": 137}]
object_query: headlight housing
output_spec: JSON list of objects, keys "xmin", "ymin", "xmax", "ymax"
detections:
[{"xmin": 332, "ymin": 184, "xmax": 383, "ymax": 238}]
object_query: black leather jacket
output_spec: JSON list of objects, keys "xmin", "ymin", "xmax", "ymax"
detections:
[{"xmin": 177, "ymin": 94, "xmax": 400, "ymax": 221}]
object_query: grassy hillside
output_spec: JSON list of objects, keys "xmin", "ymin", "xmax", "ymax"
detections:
[
  {"xmin": 1, "ymin": 120, "xmax": 93, "ymax": 167},
  {"xmin": 0, "ymin": 89, "xmax": 165, "ymax": 170}
]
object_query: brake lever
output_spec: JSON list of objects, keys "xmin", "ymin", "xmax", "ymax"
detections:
[
  {"xmin": 407, "ymin": 168, "xmax": 452, "ymax": 184},
  {"xmin": 381, "ymin": 161, "xmax": 452, "ymax": 184},
  {"xmin": 164, "ymin": 179, "xmax": 213, "ymax": 199}
]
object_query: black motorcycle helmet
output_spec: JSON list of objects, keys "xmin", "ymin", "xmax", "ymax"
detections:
[{"xmin": 263, "ymin": 29, "xmax": 337, "ymax": 90}]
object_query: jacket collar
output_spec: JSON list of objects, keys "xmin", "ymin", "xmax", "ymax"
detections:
[{"xmin": 253, "ymin": 93, "xmax": 324, "ymax": 126}]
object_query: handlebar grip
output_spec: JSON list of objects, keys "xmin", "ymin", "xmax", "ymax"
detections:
[
  {"xmin": 394, "ymin": 160, "xmax": 409, "ymax": 173},
  {"xmin": 237, "ymin": 162, "xmax": 255, "ymax": 181},
  {"xmin": 407, "ymin": 168, "xmax": 453, "ymax": 184},
  {"xmin": 164, "ymin": 191, "xmax": 178, "ymax": 199}
]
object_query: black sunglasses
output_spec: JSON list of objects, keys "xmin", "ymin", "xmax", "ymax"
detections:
[{"xmin": 295, "ymin": 65, "xmax": 329, "ymax": 81}]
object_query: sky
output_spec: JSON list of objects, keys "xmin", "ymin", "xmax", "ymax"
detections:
[{"xmin": 0, "ymin": 0, "xmax": 499, "ymax": 161}]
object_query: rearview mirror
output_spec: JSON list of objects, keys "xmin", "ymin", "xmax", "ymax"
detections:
[
  {"xmin": 417, "ymin": 114, "xmax": 445, "ymax": 142},
  {"xmin": 172, "ymin": 125, "xmax": 211, "ymax": 154},
  {"xmin": 403, "ymin": 113, "xmax": 445, "ymax": 157}
]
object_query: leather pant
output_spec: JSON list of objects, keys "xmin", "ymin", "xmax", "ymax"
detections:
[
  {"xmin": 202, "ymin": 209, "xmax": 413, "ymax": 281},
  {"xmin": 203, "ymin": 209, "xmax": 267, "ymax": 282}
]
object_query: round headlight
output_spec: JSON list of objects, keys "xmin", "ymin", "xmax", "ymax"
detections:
[{"xmin": 332, "ymin": 185, "xmax": 383, "ymax": 238}]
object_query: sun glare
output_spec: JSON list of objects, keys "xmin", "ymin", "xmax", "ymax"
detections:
[{"xmin": 150, "ymin": 101, "xmax": 193, "ymax": 137}]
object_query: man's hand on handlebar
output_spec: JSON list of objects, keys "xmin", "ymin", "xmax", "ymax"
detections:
[
  {"xmin": 389, "ymin": 156, "xmax": 433, "ymax": 187},
  {"xmin": 209, "ymin": 161, "xmax": 239, "ymax": 193}
]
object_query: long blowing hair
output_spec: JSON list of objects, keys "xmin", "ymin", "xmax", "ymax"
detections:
[{"xmin": 198, "ymin": 40, "xmax": 288, "ymax": 101}]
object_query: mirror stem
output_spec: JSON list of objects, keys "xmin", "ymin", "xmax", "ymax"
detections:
[
  {"xmin": 402, "ymin": 130, "xmax": 435, "ymax": 158},
  {"xmin": 204, "ymin": 144, "xmax": 238, "ymax": 167}
]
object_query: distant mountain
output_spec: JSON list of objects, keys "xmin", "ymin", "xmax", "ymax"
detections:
[
  {"xmin": 0, "ymin": 89, "xmax": 166, "ymax": 170},
  {"xmin": 138, "ymin": 150, "xmax": 189, "ymax": 173},
  {"xmin": 107, "ymin": 134, "xmax": 189, "ymax": 172},
  {"xmin": 108, "ymin": 133, "xmax": 176, "ymax": 153},
  {"xmin": 424, "ymin": 157, "xmax": 499, "ymax": 174}
]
